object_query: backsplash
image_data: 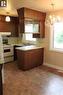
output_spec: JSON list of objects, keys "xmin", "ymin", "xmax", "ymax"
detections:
[
  {"xmin": 8, "ymin": 37, "xmax": 18, "ymax": 45},
  {"xmin": 8, "ymin": 36, "xmax": 46, "ymax": 47}
]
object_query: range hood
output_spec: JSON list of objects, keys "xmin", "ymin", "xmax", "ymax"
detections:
[{"xmin": 0, "ymin": 32, "xmax": 11, "ymax": 36}]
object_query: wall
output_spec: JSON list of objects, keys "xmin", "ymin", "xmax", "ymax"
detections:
[{"xmin": 44, "ymin": 10, "xmax": 63, "ymax": 70}]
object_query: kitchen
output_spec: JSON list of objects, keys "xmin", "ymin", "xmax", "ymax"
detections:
[
  {"xmin": 0, "ymin": 0, "xmax": 63, "ymax": 95},
  {"xmin": 0, "ymin": 4, "xmax": 46, "ymax": 95}
]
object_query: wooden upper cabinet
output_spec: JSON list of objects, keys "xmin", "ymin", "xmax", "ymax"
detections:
[
  {"xmin": 10, "ymin": 17, "xmax": 19, "ymax": 37},
  {"xmin": 0, "ymin": 15, "xmax": 19, "ymax": 37},
  {"xmin": 17, "ymin": 7, "xmax": 46, "ymax": 38},
  {"xmin": 17, "ymin": 7, "xmax": 46, "ymax": 20},
  {"xmin": 24, "ymin": 8, "xmax": 46, "ymax": 21},
  {"xmin": 0, "ymin": 15, "xmax": 10, "ymax": 32}
]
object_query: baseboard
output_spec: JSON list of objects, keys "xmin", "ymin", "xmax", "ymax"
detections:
[{"xmin": 43, "ymin": 62, "xmax": 63, "ymax": 72}]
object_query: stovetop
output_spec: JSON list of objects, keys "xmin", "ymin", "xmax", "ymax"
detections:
[{"xmin": 3, "ymin": 44, "xmax": 12, "ymax": 48}]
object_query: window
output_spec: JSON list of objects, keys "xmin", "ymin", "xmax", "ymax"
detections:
[
  {"xmin": 24, "ymin": 20, "xmax": 38, "ymax": 41},
  {"xmin": 22, "ymin": 34, "xmax": 36, "ymax": 41},
  {"xmin": 25, "ymin": 34, "xmax": 36, "ymax": 41},
  {"xmin": 25, "ymin": 20, "xmax": 39, "ymax": 33},
  {"xmin": 50, "ymin": 22, "xmax": 63, "ymax": 52}
]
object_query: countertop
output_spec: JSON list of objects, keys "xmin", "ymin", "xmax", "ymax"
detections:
[{"xmin": 16, "ymin": 45, "xmax": 44, "ymax": 51}]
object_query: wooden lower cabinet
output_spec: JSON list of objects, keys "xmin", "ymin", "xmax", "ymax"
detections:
[
  {"xmin": 16, "ymin": 48, "xmax": 44, "ymax": 70},
  {"xmin": 0, "ymin": 64, "xmax": 3, "ymax": 95}
]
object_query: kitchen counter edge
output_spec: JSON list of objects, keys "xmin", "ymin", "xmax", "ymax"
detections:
[{"xmin": 16, "ymin": 45, "xmax": 44, "ymax": 51}]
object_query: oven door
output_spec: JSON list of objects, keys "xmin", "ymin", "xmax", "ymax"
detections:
[{"xmin": 3, "ymin": 46, "xmax": 14, "ymax": 57}]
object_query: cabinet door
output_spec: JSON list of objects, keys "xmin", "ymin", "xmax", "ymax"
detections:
[
  {"xmin": 25, "ymin": 48, "xmax": 44, "ymax": 69},
  {"xmin": 0, "ymin": 15, "xmax": 10, "ymax": 32},
  {"xmin": 33, "ymin": 33, "xmax": 40, "ymax": 38},
  {"xmin": 0, "ymin": 21, "xmax": 11, "ymax": 32},
  {"xmin": 10, "ymin": 17, "xmax": 19, "ymax": 37},
  {"xmin": 10, "ymin": 22, "xmax": 18, "ymax": 37},
  {"xmin": 40, "ymin": 21, "xmax": 45, "ymax": 38},
  {"xmin": 23, "ymin": 48, "xmax": 44, "ymax": 70},
  {"xmin": 19, "ymin": 19, "xmax": 24, "ymax": 33}
]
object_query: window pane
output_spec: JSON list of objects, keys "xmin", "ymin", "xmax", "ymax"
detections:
[
  {"xmin": 25, "ymin": 24, "xmax": 33, "ymax": 33},
  {"xmin": 33, "ymin": 24, "xmax": 39, "ymax": 33},
  {"xmin": 25, "ymin": 20, "xmax": 39, "ymax": 33},
  {"xmin": 25, "ymin": 34, "xmax": 36, "ymax": 41},
  {"xmin": 53, "ymin": 22, "xmax": 63, "ymax": 49}
]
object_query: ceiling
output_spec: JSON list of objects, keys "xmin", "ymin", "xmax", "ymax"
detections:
[{"xmin": 0, "ymin": 0, "xmax": 63, "ymax": 16}]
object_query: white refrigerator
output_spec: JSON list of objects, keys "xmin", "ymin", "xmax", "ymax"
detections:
[{"xmin": 0, "ymin": 36, "xmax": 4, "ymax": 64}]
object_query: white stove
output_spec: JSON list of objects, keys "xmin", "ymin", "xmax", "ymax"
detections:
[{"xmin": 0, "ymin": 35, "xmax": 14, "ymax": 63}]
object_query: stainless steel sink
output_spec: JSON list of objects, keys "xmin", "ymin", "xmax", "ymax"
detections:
[{"xmin": 22, "ymin": 43, "xmax": 34, "ymax": 46}]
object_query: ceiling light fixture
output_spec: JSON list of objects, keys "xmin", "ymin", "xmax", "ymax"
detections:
[
  {"xmin": 5, "ymin": 12, "xmax": 10, "ymax": 22},
  {"xmin": 46, "ymin": 3, "xmax": 61, "ymax": 25}
]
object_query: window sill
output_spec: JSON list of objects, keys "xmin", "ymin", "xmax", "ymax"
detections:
[{"xmin": 50, "ymin": 48, "xmax": 63, "ymax": 53}]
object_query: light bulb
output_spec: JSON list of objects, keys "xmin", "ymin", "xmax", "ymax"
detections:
[
  {"xmin": 56, "ymin": 16, "xmax": 61, "ymax": 22},
  {"xmin": 49, "ymin": 15, "xmax": 52, "ymax": 19},
  {"xmin": 5, "ymin": 16, "xmax": 10, "ymax": 22}
]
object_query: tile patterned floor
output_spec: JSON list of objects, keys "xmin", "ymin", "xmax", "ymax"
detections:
[{"xmin": 3, "ymin": 62, "xmax": 63, "ymax": 95}]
